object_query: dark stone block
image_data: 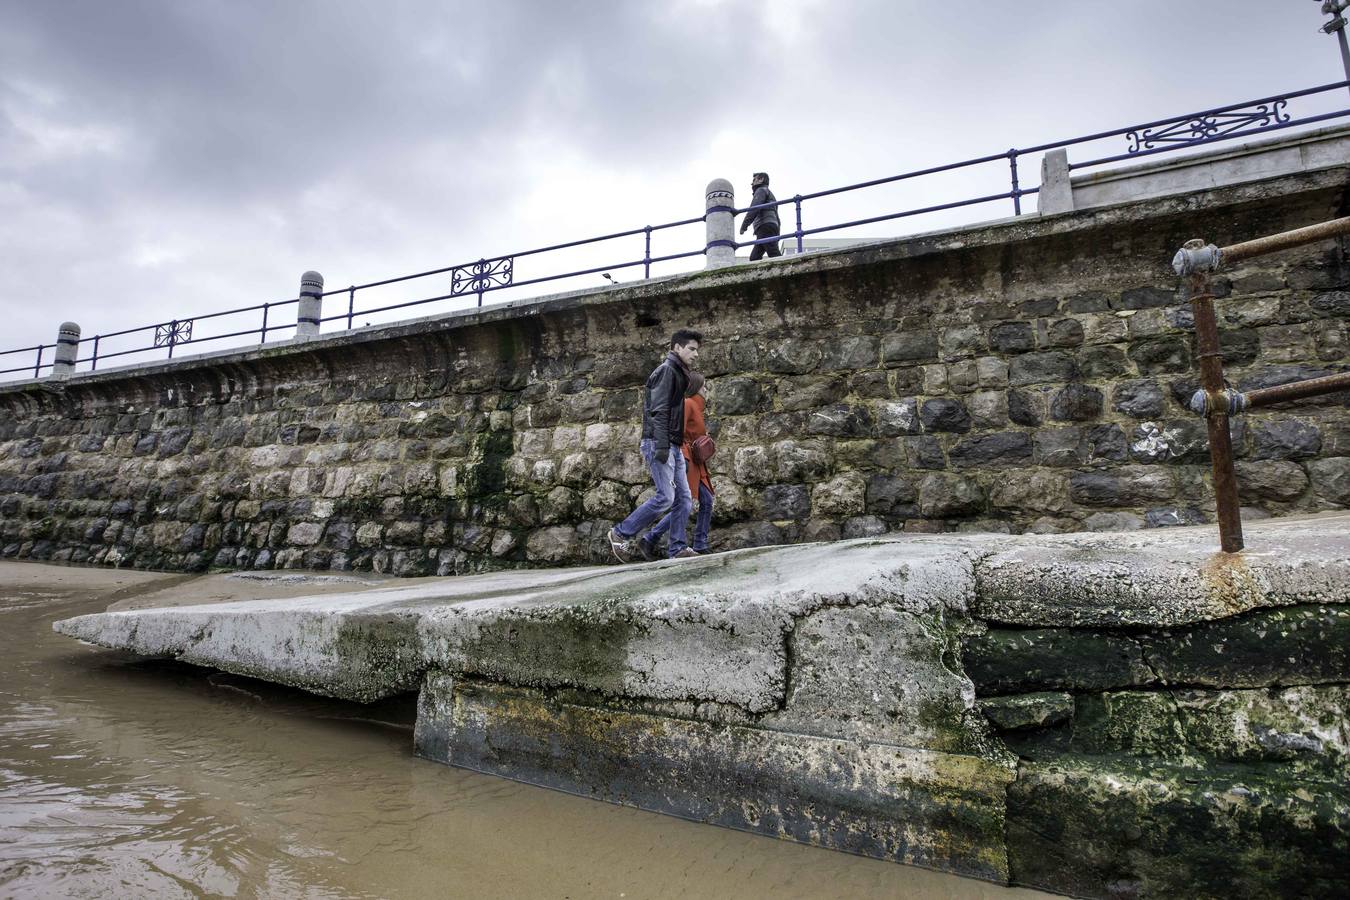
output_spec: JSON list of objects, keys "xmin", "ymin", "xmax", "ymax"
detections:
[
  {"xmin": 1009, "ymin": 352, "xmax": 1077, "ymax": 386},
  {"xmin": 1034, "ymin": 428, "xmax": 1084, "ymax": 467},
  {"xmin": 1218, "ymin": 329, "xmax": 1260, "ymax": 367},
  {"xmin": 865, "ymin": 474, "xmax": 917, "ymax": 516},
  {"xmin": 1042, "ymin": 319, "xmax": 1084, "ymax": 348},
  {"xmin": 1112, "ymin": 379, "xmax": 1166, "ymax": 418},
  {"xmin": 1146, "ymin": 604, "xmax": 1350, "ymax": 687},
  {"xmin": 962, "ymin": 628, "xmax": 1153, "ymax": 694},
  {"xmin": 881, "ymin": 331, "xmax": 939, "ymax": 365},
  {"xmin": 1018, "ymin": 298, "xmax": 1060, "ymax": 317},
  {"xmin": 1008, "ymin": 390, "xmax": 1043, "ymax": 427},
  {"xmin": 1065, "ymin": 292, "xmax": 1110, "ymax": 313},
  {"xmin": 989, "ymin": 322, "xmax": 1035, "ymax": 354},
  {"xmin": 1085, "ymin": 425, "xmax": 1128, "ymax": 462},
  {"xmin": 1128, "ymin": 336, "xmax": 1189, "ymax": 374},
  {"xmin": 1049, "ymin": 384, "xmax": 1103, "ymax": 422},
  {"xmin": 1252, "ymin": 418, "xmax": 1321, "ymax": 460},
  {"xmin": 1078, "ymin": 345, "xmax": 1131, "ymax": 379},
  {"xmin": 1069, "ymin": 472, "xmax": 1120, "ymax": 505},
  {"xmin": 920, "ymin": 399, "xmax": 971, "ymax": 433},
  {"xmin": 762, "ymin": 484, "xmax": 810, "ymax": 520},
  {"xmin": 777, "ymin": 377, "xmax": 847, "ymax": 412},
  {"xmin": 715, "ymin": 378, "xmax": 762, "ymax": 416},
  {"xmin": 132, "ymin": 433, "xmax": 159, "ymax": 456},
  {"xmin": 1113, "ymin": 286, "xmax": 1176, "ymax": 310},
  {"xmin": 948, "ymin": 432, "xmax": 1033, "ymax": 468},
  {"xmin": 1310, "ymin": 290, "xmax": 1350, "ymax": 317},
  {"xmin": 904, "ymin": 435, "xmax": 947, "ymax": 469}
]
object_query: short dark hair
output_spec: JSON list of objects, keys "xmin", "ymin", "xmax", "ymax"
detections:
[{"xmin": 670, "ymin": 328, "xmax": 703, "ymax": 349}]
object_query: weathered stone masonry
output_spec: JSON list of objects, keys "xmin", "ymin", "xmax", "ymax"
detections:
[{"xmin": 3, "ymin": 167, "xmax": 1349, "ymax": 575}]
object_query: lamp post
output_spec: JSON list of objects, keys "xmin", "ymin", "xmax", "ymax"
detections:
[{"xmin": 1318, "ymin": 1, "xmax": 1350, "ymax": 97}]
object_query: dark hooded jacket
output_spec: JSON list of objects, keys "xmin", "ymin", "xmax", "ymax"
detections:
[
  {"xmin": 743, "ymin": 183, "xmax": 780, "ymax": 233},
  {"xmin": 640, "ymin": 352, "xmax": 690, "ymax": 457}
]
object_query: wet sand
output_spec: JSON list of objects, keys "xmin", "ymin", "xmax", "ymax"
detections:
[{"xmin": 0, "ymin": 561, "xmax": 1052, "ymax": 899}]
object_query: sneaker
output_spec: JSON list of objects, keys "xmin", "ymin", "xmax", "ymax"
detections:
[
  {"xmin": 637, "ymin": 537, "xmax": 658, "ymax": 562},
  {"xmin": 670, "ymin": 548, "xmax": 700, "ymax": 559},
  {"xmin": 608, "ymin": 527, "xmax": 633, "ymax": 563}
]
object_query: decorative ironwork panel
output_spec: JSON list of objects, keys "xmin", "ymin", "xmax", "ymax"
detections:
[
  {"xmin": 1127, "ymin": 100, "xmax": 1290, "ymax": 153},
  {"xmin": 154, "ymin": 319, "xmax": 193, "ymax": 347},
  {"xmin": 451, "ymin": 258, "xmax": 513, "ymax": 296}
]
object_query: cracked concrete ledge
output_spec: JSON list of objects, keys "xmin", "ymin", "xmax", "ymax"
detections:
[{"xmin": 50, "ymin": 513, "xmax": 1350, "ymax": 894}]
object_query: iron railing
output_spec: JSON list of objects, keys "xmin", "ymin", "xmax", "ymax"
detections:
[
  {"xmin": 4, "ymin": 80, "xmax": 1348, "ymax": 382},
  {"xmin": 1173, "ymin": 216, "xmax": 1350, "ymax": 552}
]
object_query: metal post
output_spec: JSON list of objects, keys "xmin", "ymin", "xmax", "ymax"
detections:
[
  {"xmin": 33, "ymin": 344, "xmax": 43, "ymax": 379},
  {"xmin": 1187, "ymin": 270, "xmax": 1244, "ymax": 552},
  {"xmin": 90, "ymin": 335, "xmax": 100, "ymax": 371},
  {"xmin": 261, "ymin": 303, "xmax": 270, "ymax": 344},
  {"xmin": 347, "ymin": 286, "xmax": 355, "ymax": 329},
  {"xmin": 297, "ymin": 271, "xmax": 323, "ymax": 338},
  {"xmin": 704, "ymin": 178, "xmax": 736, "ymax": 269},
  {"xmin": 1320, "ymin": 2, "xmax": 1350, "ymax": 97},
  {"xmin": 794, "ymin": 195, "xmax": 804, "ymax": 253},
  {"xmin": 51, "ymin": 321, "xmax": 80, "ymax": 378},
  {"xmin": 1007, "ymin": 149, "xmax": 1022, "ymax": 215},
  {"xmin": 644, "ymin": 226, "xmax": 652, "ymax": 279}
]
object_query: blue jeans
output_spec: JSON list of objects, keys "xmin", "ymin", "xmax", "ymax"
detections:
[
  {"xmin": 649, "ymin": 480, "xmax": 712, "ymax": 553},
  {"xmin": 616, "ymin": 439, "xmax": 692, "ymax": 555}
]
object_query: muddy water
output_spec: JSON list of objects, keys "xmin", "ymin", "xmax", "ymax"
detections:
[{"xmin": 0, "ymin": 563, "xmax": 1050, "ymax": 899}]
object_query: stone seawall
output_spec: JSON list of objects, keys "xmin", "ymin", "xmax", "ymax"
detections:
[{"xmin": 3, "ymin": 167, "xmax": 1349, "ymax": 575}]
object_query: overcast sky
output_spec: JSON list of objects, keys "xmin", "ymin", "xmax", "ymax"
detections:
[{"xmin": 0, "ymin": 1, "xmax": 1345, "ymax": 374}]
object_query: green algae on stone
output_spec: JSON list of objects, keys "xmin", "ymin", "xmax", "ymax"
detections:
[
  {"xmin": 979, "ymin": 692, "xmax": 1074, "ymax": 731},
  {"xmin": 1006, "ymin": 754, "xmax": 1350, "ymax": 899}
]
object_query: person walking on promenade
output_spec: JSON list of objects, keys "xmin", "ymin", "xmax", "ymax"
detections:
[
  {"xmin": 740, "ymin": 171, "xmax": 782, "ymax": 260},
  {"xmin": 608, "ymin": 329, "xmax": 702, "ymax": 562},
  {"xmin": 639, "ymin": 373, "xmax": 714, "ymax": 558}
]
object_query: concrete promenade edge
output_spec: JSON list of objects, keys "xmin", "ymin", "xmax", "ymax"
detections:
[{"xmin": 44, "ymin": 513, "xmax": 1350, "ymax": 896}]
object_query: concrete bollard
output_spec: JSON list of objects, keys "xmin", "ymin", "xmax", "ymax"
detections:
[
  {"xmin": 297, "ymin": 271, "xmax": 324, "ymax": 338},
  {"xmin": 704, "ymin": 178, "xmax": 736, "ymax": 269},
  {"xmin": 51, "ymin": 321, "xmax": 81, "ymax": 378},
  {"xmin": 1037, "ymin": 149, "xmax": 1074, "ymax": 215}
]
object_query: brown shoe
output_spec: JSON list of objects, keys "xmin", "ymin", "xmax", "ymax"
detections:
[
  {"xmin": 608, "ymin": 527, "xmax": 633, "ymax": 563},
  {"xmin": 670, "ymin": 548, "xmax": 700, "ymax": 558}
]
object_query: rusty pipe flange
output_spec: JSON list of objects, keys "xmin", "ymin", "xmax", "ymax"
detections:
[
  {"xmin": 1189, "ymin": 388, "xmax": 1248, "ymax": 417},
  {"xmin": 1173, "ymin": 239, "xmax": 1223, "ymax": 276}
]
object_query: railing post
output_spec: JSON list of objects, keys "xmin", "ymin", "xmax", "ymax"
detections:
[
  {"xmin": 1007, "ymin": 149, "xmax": 1022, "ymax": 215},
  {"xmin": 51, "ymin": 322, "xmax": 80, "ymax": 378},
  {"xmin": 260, "ymin": 303, "xmax": 270, "ymax": 344},
  {"xmin": 1037, "ymin": 149, "xmax": 1074, "ymax": 214},
  {"xmin": 33, "ymin": 345, "xmax": 44, "ymax": 379},
  {"xmin": 297, "ymin": 271, "xmax": 323, "ymax": 338},
  {"xmin": 793, "ymin": 195, "xmax": 804, "ymax": 253},
  {"xmin": 643, "ymin": 225, "xmax": 652, "ymax": 279},
  {"xmin": 704, "ymin": 178, "xmax": 736, "ymax": 269},
  {"xmin": 347, "ymin": 286, "xmax": 355, "ymax": 329}
]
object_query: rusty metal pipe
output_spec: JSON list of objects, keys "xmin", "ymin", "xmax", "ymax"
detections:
[
  {"xmin": 1221, "ymin": 216, "xmax": 1350, "ymax": 265},
  {"xmin": 1244, "ymin": 371, "xmax": 1350, "ymax": 409},
  {"xmin": 1189, "ymin": 276, "xmax": 1245, "ymax": 553}
]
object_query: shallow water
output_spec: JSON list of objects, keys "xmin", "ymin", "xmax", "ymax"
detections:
[{"xmin": 0, "ymin": 564, "xmax": 1050, "ymax": 899}]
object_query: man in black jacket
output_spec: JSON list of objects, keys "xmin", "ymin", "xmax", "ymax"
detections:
[
  {"xmin": 609, "ymin": 329, "xmax": 702, "ymax": 561},
  {"xmin": 740, "ymin": 172, "xmax": 781, "ymax": 260}
]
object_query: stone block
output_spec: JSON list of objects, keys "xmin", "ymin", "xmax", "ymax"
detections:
[
  {"xmin": 920, "ymin": 399, "xmax": 972, "ymax": 433},
  {"xmin": 978, "ymin": 692, "xmax": 1073, "ymax": 731},
  {"xmin": 1234, "ymin": 460, "xmax": 1308, "ymax": 501},
  {"xmin": 881, "ymin": 331, "xmax": 938, "ymax": 365},
  {"xmin": 1251, "ymin": 417, "xmax": 1321, "ymax": 460},
  {"xmin": 811, "ymin": 472, "xmax": 865, "ymax": 517},
  {"xmin": 975, "ymin": 356, "xmax": 1009, "ymax": 389},
  {"xmin": 874, "ymin": 399, "xmax": 921, "ymax": 436},
  {"xmin": 1049, "ymin": 384, "xmax": 1102, "ymax": 421},
  {"xmin": 917, "ymin": 473, "xmax": 983, "ymax": 518},
  {"xmin": 1308, "ymin": 457, "xmax": 1350, "ymax": 504},
  {"xmin": 948, "ymin": 432, "xmax": 1033, "ymax": 469},
  {"xmin": 1112, "ymin": 379, "xmax": 1166, "ymax": 418},
  {"xmin": 1009, "ymin": 352, "xmax": 1076, "ymax": 386},
  {"xmin": 989, "ymin": 322, "xmax": 1035, "ymax": 353},
  {"xmin": 762, "ymin": 484, "xmax": 811, "ymax": 520}
]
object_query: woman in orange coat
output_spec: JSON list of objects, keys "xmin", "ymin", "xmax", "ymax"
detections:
[
  {"xmin": 682, "ymin": 375, "xmax": 714, "ymax": 553},
  {"xmin": 640, "ymin": 373, "xmax": 714, "ymax": 557}
]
